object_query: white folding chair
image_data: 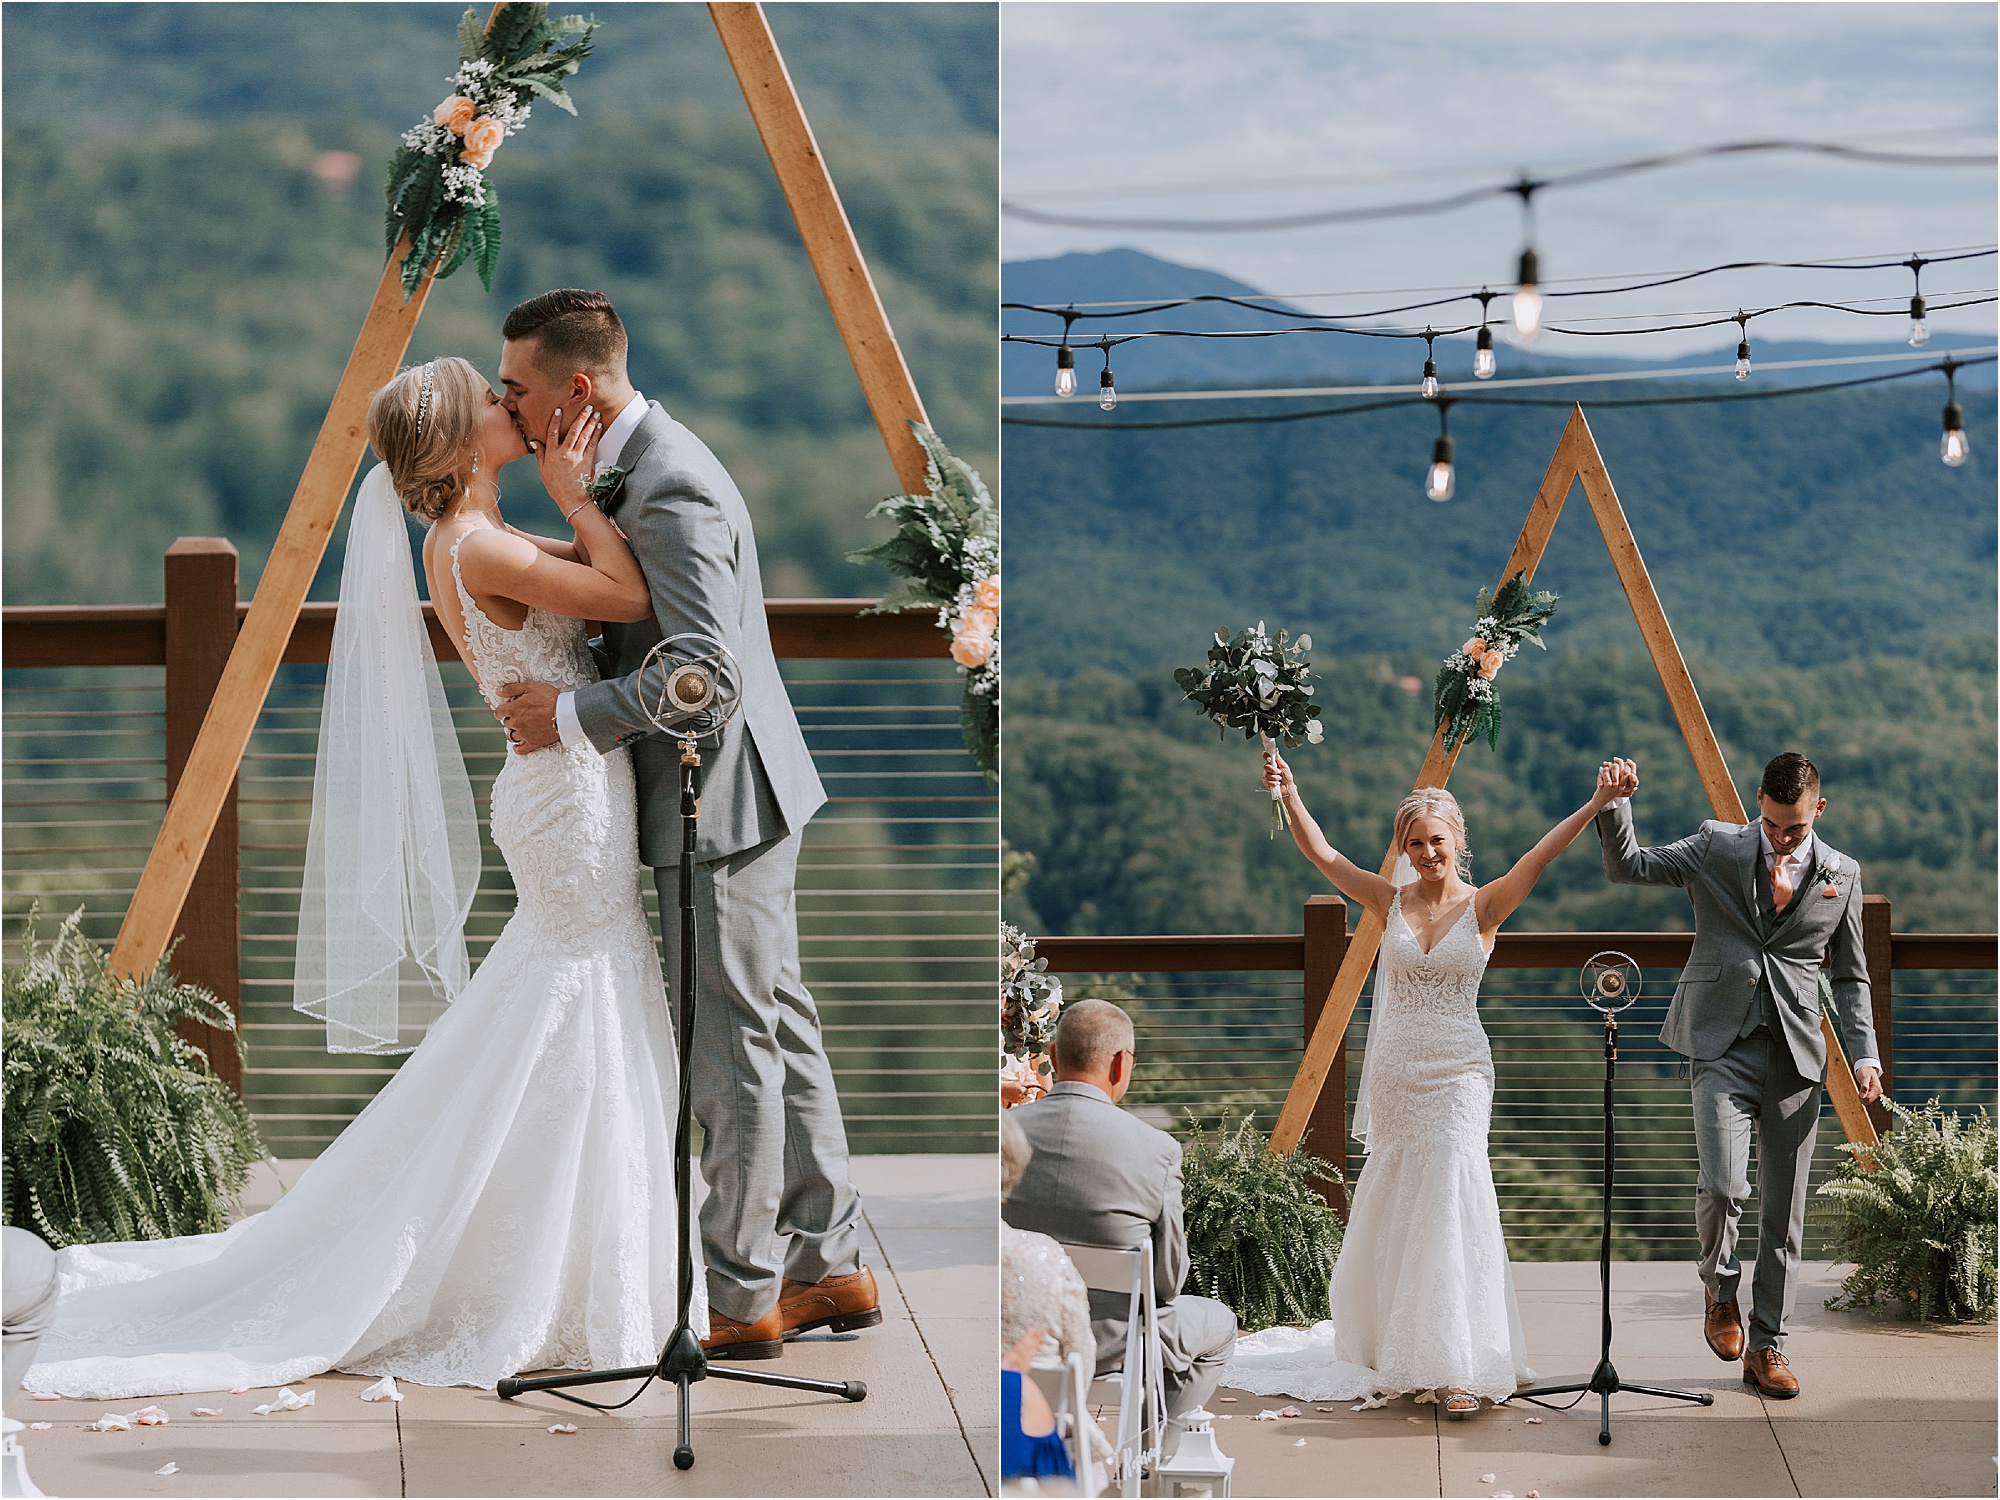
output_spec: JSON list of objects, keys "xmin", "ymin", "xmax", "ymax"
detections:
[
  {"xmin": 1060, "ymin": 1240, "xmax": 1168, "ymax": 1498},
  {"xmin": 1029, "ymin": 1348, "xmax": 1104, "ymax": 1497}
]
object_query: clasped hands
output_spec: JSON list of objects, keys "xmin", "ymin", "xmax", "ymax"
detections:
[{"xmin": 496, "ymin": 681, "xmax": 561, "ymax": 754}]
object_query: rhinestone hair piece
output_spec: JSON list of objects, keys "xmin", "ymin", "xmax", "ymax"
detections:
[{"xmin": 414, "ymin": 361, "xmax": 437, "ymax": 440}]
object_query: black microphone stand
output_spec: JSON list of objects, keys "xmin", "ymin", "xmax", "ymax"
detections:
[
  {"xmin": 498, "ymin": 731, "xmax": 865, "ymax": 1470},
  {"xmin": 1513, "ymin": 960, "xmax": 1712, "ymax": 1446}
]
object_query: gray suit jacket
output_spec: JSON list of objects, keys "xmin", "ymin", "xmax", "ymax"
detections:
[
  {"xmin": 1000, "ymin": 1081, "xmax": 1191, "ymax": 1324},
  {"xmin": 1595, "ymin": 802, "xmax": 1876, "ymax": 1080},
  {"xmin": 573, "ymin": 404, "xmax": 825, "ymax": 864}
]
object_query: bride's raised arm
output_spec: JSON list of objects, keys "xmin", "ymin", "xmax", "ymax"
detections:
[
  {"xmin": 1475, "ymin": 760, "xmax": 1633, "ymax": 930},
  {"xmin": 1264, "ymin": 748, "xmax": 1397, "ymax": 918}
]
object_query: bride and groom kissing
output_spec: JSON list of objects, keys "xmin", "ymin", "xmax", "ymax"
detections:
[
  {"xmin": 23, "ymin": 288, "xmax": 880, "ymax": 1399},
  {"xmin": 1228, "ymin": 748, "xmax": 1880, "ymax": 1411}
]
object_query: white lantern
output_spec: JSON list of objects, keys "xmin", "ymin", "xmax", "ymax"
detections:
[{"xmin": 1155, "ymin": 1407, "xmax": 1235, "ymax": 1498}]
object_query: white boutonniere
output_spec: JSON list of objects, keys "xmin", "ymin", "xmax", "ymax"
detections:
[{"xmin": 1814, "ymin": 856, "xmax": 1844, "ymax": 897}]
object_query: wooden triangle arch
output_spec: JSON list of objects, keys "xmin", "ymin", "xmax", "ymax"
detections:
[
  {"xmin": 108, "ymin": 2, "xmax": 933, "ymax": 983},
  {"xmin": 1267, "ymin": 405, "xmax": 1881, "ymax": 1155}
]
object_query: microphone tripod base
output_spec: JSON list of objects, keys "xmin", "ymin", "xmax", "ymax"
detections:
[{"xmin": 1516, "ymin": 1355, "xmax": 1715, "ymax": 1447}]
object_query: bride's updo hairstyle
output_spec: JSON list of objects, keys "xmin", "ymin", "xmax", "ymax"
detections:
[
  {"xmin": 367, "ymin": 357, "xmax": 487, "ymax": 522},
  {"xmin": 1393, "ymin": 788, "xmax": 1472, "ymax": 878}
]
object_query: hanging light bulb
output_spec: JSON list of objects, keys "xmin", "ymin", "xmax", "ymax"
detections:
[
  {"xmin": 1421, "ymin": 331, "xmax": 1439, "ymax": 399},
  {"xmin": 1908, "ymin": 295, "xmax": 1929, "ymax": 348},
  {"xmin": 1512, "ymin": 247, "xmax": 1543, "ymax": 344},
  {"xmin": 1731, "ymin": 315, "xmax": 1752, "ymax": 381},
  {"xmin": 1099, "ymin": 359, "xmax": 1117, "ymax": 412},
  {"xmin": 1054, "ymin": 344, "xmax": 1076, "ymax": 398},
  {"xmin": 1425, "ymin": 433, "xmax": 1456, "ymax": 502},
  {"xmin": 1942, "ymin": 399, "xmax": 1969, "ymax": 466},
  {"xmin": 1474, "ymin": 324, "xmax": 1497, "ymax": 380},
  {"xmin": 1425, "ymin": 402, "xmax": 1456, "ymax": 501}
]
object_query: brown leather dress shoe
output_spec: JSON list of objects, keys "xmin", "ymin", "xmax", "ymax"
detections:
[
  {"xmin": 1742, "ymin": 1348, "xmax": 1800, "ymax": 1398},
  {"xmin": 1704, "ymin": 1291, "xmax": 1745, "ymax": 1361},
  {"xmin": 778, "ymin": 1267, "xmax": 883, "ymax": 1337},
  {"xmin": 700, "ymin": 1306, "xmax": 785, "ymax": 1361}
]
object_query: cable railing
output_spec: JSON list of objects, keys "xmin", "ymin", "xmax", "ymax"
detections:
[
  {"xmin": 3, "ymin": 540, "xmax": 997, "ymax": 1160},
  {"xmin": 1037, "ymin": 903, "xmax": 1997, "ymax": 1262}
]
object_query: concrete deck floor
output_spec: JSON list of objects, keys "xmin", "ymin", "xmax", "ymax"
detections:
[
  {"xmin": 1157, "ymin": 1260, "xmax": 1996, "ymax": 1499},
  {"xmin": 6, "ymin": 1154, "xmax": 998, "ymax": 1499}
]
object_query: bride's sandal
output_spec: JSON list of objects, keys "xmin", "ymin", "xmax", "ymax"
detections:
[{"xmin": 1443, "ymin": 1389, "xmax": 1479, "ymax": 1419}]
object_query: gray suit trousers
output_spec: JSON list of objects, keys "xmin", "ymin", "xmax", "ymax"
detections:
[
  {"xmin": 3, "ymin": 1227, "xmax": 58, "ymax": 1399},
  {"xmin": 655, "ymin": 829, "xmax": 862, "ymax": 1322},
  {"xmin": 1691, "ymin": 1026, "xmax": 1821, "ymax": 1354},
  {"xmin": 1093, "ymin": 1294, "xmax": 1238, "ymax": 1421}
]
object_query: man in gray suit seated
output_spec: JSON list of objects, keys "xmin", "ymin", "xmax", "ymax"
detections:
[
  {"xmin": 1002, "ymin": 999, "xmax": 1238, "ymax": 1431},
  {"xmin": 1596, "ymin": 751, "xmax": 1881, "ymax": 1400},
  {"xmin": 495, "ymin": 290, "xmax": 874, "ymax": 1358}
]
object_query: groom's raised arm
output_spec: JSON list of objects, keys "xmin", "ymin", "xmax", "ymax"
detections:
[
  {"xmin": 572, "ymin": 478, "xmax": 741, "ymax": 751},
  {"xmin": 1595, "ymin": 798, "xmax": 1711, "ymax": 889}
]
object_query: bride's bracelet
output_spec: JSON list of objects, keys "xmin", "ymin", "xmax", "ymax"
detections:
[{"xmin": 562, "ymin": 494, "xmax": 594, "ymax": 524}]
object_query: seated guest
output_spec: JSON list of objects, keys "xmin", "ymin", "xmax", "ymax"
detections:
[
  {"xmin": 4, "ymin": 1227, "xmax": 58, "ymax": 1499},
  {"xmin": 1001, "ymin": 1328, "xmax": 1076, "ymax": 1491},
  {"xmin": 1002, "ymin": 1000, "xmax": 1238, "ymax": 1435},
  {"xmin": 1002, "ymin": 1114, "xmax": 1095, "ymax": 1366}
]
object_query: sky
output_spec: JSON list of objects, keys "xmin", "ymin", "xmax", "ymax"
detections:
[{"xmin": 1001, "ymin": 2, "xmax": 1999, "ymax": 360}]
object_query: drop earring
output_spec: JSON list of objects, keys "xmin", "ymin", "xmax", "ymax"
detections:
[{"xmin": 472, "ymin": 452, "xmax": 481, "ymax": 475}]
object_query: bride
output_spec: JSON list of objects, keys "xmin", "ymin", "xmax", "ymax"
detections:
[
  {"xmin": 24, "ymin": 356, "xmax": 706, "ymax": 1398},
  {"xmin": 1223, "ymin": 757, "xmax": 1629, "ymax": 1416}
]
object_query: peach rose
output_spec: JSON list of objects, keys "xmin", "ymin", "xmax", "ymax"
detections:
[
  {"xmin": 974, "ymin": 574, "xmax": 1000, "ymax": 611},
  {"xmin": 434, "ymin": 95, "xmax": 477, "ymax": 136},
  {"xmin": 963, "ymin": 604, "xmax": 998, "ymax": 637},
  {"xmin": 461, "ymin": 115, "xmax": 505, "ymax": 169},
  {"xmin": 950, "ymin": 629, "xmax": 993, "ymax": 669},
  {"xmin": 1461, "ymin": 637, "xmax": 1487, "ymax": 661},
  {"xmin": 1478, "ymin": 652, "xmax": 1502, "ymax": 680}
]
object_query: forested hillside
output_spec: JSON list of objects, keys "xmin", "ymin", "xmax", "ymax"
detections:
[
  {"xmin": 2, "ymin": 4, "xmax": 996, "ymax": 606},
  {"xmin": 1005, "ymin": 637, "xmax": 1997, "ymax": 938}
]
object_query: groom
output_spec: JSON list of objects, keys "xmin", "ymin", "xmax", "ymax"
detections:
[
  {"xmin": 493, "ymin": 289, "xmax": 878, "ymax": 1358},
  {"xmin": 1595, "ymin": 751, "xmax": 1881, "ymax": 1399}
]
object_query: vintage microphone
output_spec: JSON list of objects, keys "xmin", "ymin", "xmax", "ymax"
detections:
[
  {"xmin": 497, "ymin": 632, "xmax": 865, "ymax": 1469},
  {"xmin": 1513, "ymin": 952, "xmax": 1714, "ymax": 1445}
]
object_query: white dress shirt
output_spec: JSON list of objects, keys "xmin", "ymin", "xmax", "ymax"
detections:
[{"xmin": 554, "ymin": 392, "xmax": 647, "ymax": 752}]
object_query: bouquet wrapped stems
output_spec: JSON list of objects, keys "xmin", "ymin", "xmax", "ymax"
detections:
[{"xmin": 1262, "ymin": 733, "xmax": 1290, "ymax": 837}]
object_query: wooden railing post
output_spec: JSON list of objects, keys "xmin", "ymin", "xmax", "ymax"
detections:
[
  {"xmin": 1300, "ymin": 895, "xmax": 1349, "ymax": 1214},
  {"xmin": 163, "ymin": 539, "xmax": 242, "ymax": 1092},
  {"xmin": 1862, "ymin": 893, "xmax": 1893, "ymax": 1134}
]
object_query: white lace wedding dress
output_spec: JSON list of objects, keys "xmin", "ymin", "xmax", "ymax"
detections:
[
  {"xmin": 1223, "ymin": 890, "xmax": 1532, "ymax": 1403},
  {"xmin": 23, "ymin": 539, "xmax": 703, "ymax": 1398}
]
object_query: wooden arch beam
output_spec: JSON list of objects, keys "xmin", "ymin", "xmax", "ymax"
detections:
[
  {"xmin": 1268, "ymin": 406, "xmax": 1879, "ymax": 1155},
  {"xmin": 111, "ymin": 1, "xmax": 936, "ymax": 980}
]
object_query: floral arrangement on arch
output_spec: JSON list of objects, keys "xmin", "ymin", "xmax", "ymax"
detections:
[
  {"xmin": 849, "ymin": 423, "xmax": 999, "ymax": 780},
  {"xmin": 384, "ymin": 4, "xmax": 600, "ymax": 297},
  {"xmin": 1001, "ymin": 923, "xmax": 1063, "ymax": 1099},
  {"xmin": 1433, "ymin": 571, "xmax": 1559, "ymax": 753}
]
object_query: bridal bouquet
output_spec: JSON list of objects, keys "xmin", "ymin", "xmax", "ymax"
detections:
[
  {"xmin": 1001, "ymin": 924, "xmax": 1062, "ymax": 1095},
  {"xmin": 1174, "ymin": 622, "xmax": 1323, "ymax": 836},
  {"xmin": 849, "ymin": 423, "xmax": 999, "ymax": 780},
  {"xmin": 1433, "ymin": 571, "xmax": 1559, "ymax": 753},
  {"xmin": 384, "ymin": 4, "xmax": 600, "ymax": 296}
]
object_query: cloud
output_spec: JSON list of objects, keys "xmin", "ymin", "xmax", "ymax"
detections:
[{"xmin": 1003, "ymin": 3, "xmax": 1997, "ymax": 352}]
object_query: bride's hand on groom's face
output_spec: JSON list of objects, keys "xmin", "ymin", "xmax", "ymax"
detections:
[{"xmin": 530, "ymin": 405, "xmax": 602, "ymax": 513}]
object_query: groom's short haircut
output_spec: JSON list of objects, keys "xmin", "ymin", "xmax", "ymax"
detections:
[
  {"xmin": 1760, "ymin": 752, "xmax": 1820, "ymax": 804},
  {"xmin": 502, "ymin": 289, "xmax": 628, "ymax": 380},
  {"xmin": 1052, "ymin": 999, "xmax": 1135, "ymax": 1075}
]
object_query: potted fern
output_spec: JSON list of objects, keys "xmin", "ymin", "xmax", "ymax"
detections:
[
  {"xmin": 1180, "ymin": 1111, "xmax": 1344, "ymax": 1331},
  {"xmin": 1813, "ymin": 1098, "xmax": 1996, "ymax": 1323},
  {"xmin": 4, "ymin": 907, "xmax": 267, "ymax": 1248}
]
